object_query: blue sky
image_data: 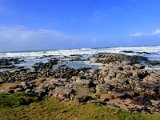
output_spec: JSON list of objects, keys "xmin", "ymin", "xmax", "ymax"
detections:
[{"xmin": 0, "ymin": 0, "xmax": 160, "ymax": 51}]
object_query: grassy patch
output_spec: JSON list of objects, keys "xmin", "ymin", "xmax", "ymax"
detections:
[
  {"xmin": 0, "ymin": 96, "xmax": 159, "ymax": 120},
  {"xmin": 0, "ymin": 92, "xmax": 39, "ymax": 107}
]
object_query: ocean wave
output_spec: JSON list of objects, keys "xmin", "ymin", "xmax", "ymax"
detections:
[{"xmin": 0, "ymin": 46, "xmax": 160, "ymax": 58}]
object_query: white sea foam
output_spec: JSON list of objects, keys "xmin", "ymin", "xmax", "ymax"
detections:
[
  {"xmin": 0, "ymin": 46, "xmax": 160, "ymax": 59},
  {"xmin": 0, "ymin": 46, "xmax": 160, "ymax": 69}
]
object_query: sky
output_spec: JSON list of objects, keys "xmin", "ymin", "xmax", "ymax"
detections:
[{"xmin": 0, "ymin": 0, "xmax": 160, "ymax": 51}]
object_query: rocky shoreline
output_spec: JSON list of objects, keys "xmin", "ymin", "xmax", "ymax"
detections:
[{"xmin": 0, "ymin": 53, "xmax": 160, "ymax": 113}]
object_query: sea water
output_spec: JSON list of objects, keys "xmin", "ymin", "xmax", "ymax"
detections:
[{"xmin": 1, "ymin": 46, "xmax": 160, "ymax": 68}]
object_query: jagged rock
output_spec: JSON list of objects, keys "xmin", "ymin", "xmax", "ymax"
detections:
[
  {"xmin": 94, "ymin": 53, "xmax": 148, "ymax": 64},
  {"xmin": 32, "ymin": 58, "xmax": 58, "ymax": 76},
  {"xmin": 49, "ymin": 86, "xmax": 75, "ymax": 101},
  {"xmin": 52, "ymin": 65, "xmax": 80, "ymax": 79}
]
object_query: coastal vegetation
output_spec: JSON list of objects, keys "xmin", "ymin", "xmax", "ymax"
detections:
[{"xmin": 0, "ymin": 92, "xmax": 160, "ymax": 120}]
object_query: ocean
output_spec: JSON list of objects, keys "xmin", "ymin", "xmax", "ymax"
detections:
[
  {"xmin": 1, "ymin": 46, "xmax": 160, "ymax": 59},
  {"xmin": 1, "ymin": 46, "xmax": 160, "ymax": 68}
]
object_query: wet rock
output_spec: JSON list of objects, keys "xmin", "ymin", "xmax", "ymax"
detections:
[
  {"xmin": 32, "ymin": 58, "xmax": 58, "ymax": 76},
  {"xmin": 121, "ymin": 51, "xmax": 134, "ymax": 53},
  {"xmin": 0, "ymin": 58, "xmax": 24, "ymax": 69},
  {"xmin": 136, "ymin": 51, "xmax": 151, "ymax": 55},
  {"xmin": 149, "ymin": 60, "xmax": 160, "ymax": 66},
  {"xmin": 0, "ymin": 68, "xmax": 38, "ymax": 83},
  {"xmin": 121, "ymin": 51, "xmax": 151, "ymax": 55},
  {"xmin": 94, "ymin": 53, "xmax": 148, "ymax": 64},
  {"xmin": 52, "ymin": 65, "xmax": 80, "ymax": 79}
]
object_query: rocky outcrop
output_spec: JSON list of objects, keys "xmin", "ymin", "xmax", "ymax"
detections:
[
  {"xmin": 0, "ymin": 58, "xmax": 24, "ymax": 66},
  {"xmin": 149, "ymin": 60, "xmax": 160, "ymax": 66},
  {"xmin": 93, "ymin": 53, "xmax": 148, "ymax": 64},
  {"xmin": 0, "ymin": 59, "xmax": 58, "ymax": 83},
  {"xmin": 0, "ymin": 53, "xmax": 160, "ymax": 113},
  {"xmin": 0, "ymin": 58, "xmax": 24, "ymax": 69},
  {"xmin": 52, "ymin": 65, "xmax": 80, "ymax": 79},
  {"xmin": 0, "ymin": 68, "xmax": 38, "ymax": 83},
  {"xmin": 32, "ymin": 58, "xmax": 58, "ymax": 76}
]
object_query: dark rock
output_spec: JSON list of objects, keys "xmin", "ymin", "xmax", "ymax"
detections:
[
  {"xmin": 77, "ymin": 96, "xmax": 93, "ymax": 102},
  {"xmin": 89, "ymin": 100, "xmax": 107, "ymax": 105},
  {"xmin": 121, "ymin": 51, "xmax": 151, "ymax": 55},
  {"xmin": 132, "ymin": 96, "xmax": 152, "ymax": 106},
  {"xmin": 94, "ymin": 53, "xmax": 148, "ymax": 64},
  {"xmin": 149, "ymin": 60, "xmax": 160, "ymax": 66},
  {"xmin": 52, "ymin": 65, "xmax": 80, "ymax": 79},
  {"xmin": 121, "ymin": 51, "xmax": 134, "ymax": 53},
  {"xmin": 32, "ymin": 58, "xmax": 58, "ymax": 76},
  {"xmin": 129, "ymin": 107, "xmax": 151, "ymax": 113},
  {"xmin": 0, "ymin": 58, "xmax": 24, "ymax": 66},
  {"xmin": 136, "ymin": 52, "xmax": 151, "ymax": 55}
]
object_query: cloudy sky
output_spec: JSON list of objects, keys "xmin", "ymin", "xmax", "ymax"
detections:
[{"xmin": 0, "ymin": 0, "xmax": 160, "ymax": 51}]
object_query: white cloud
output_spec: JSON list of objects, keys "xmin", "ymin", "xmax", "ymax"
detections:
[
  {"xmin": 0, "ymin": 26, "xmax": 83, "ymax": 43},
  {"xmin": 0, "ymin": 26, "xmax": 34, "ymax": 42},
  {"xmin": 130, "ymin": 28, "xmax": 160, "ymax": 37},
  {"xmin": 152, "ymin": 29, "xmax": 160, "ymax": 35},
  {"xmin": 0, "ymin": 26, "xmax": 96, "ymax": 51}
]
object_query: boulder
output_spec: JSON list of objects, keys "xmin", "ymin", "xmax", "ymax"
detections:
[{"xmin": 50, "ymin": 86, "xmax": 75, "ymax": 101}]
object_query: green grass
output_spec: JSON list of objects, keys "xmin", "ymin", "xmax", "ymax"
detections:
[
  {"xmin": 0, "ymin": 93, "xmax": 159, "ymax": 120},
  {"xmin": 0, "ymin": 92, "xmax": 39, "ymax": 107}
]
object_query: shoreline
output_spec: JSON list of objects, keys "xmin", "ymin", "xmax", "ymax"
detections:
[{"xmin": 0, "ymin": 52, "xmax": 160, "ymax": 114}]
